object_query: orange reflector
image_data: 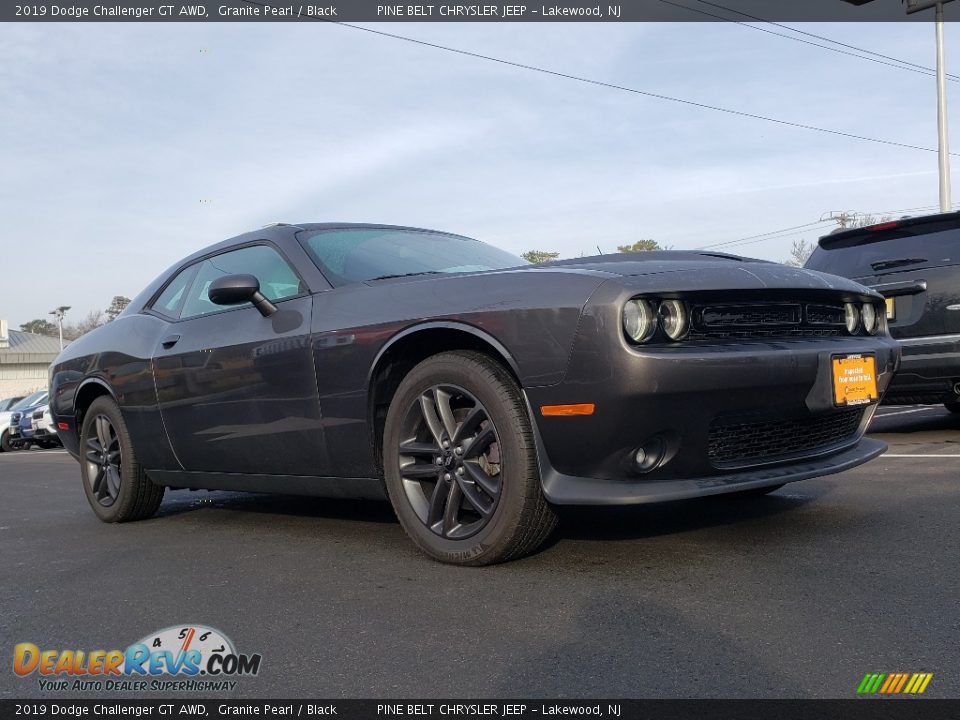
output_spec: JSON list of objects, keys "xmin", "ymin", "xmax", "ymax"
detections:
[
  {"xmin": 540, "ymin": 403, "xmax": 595, "ymax": 417},
  {"xmin": 57, "ymin": 422, "xmax": 69, "ymax": 430}
]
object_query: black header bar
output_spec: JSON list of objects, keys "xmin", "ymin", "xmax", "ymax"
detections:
[
  {"xmin": 2, "ymin": 0, "xmax": 957, "ymax": 22},
  {"xmin": 2, "ymin": 700, "xmax": 959, "ymax": 720}
]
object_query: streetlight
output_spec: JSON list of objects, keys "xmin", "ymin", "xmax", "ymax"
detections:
[
  {"xmin": 843, "ymin": 0, "xmax": 954, "ymax": 212},
  {"xmin": 49, "ymin": 306, "xmax": 70, "ymax": 351}
]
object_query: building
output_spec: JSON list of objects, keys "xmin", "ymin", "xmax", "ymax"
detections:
[{"xmin": 0, "ymin": 319, "xmax": 62, "ymax": 398}]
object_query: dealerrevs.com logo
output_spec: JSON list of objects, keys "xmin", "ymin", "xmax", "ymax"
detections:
[{"xmin": 13, "ymin": 625, "xmax": 262, "ymax": 692}]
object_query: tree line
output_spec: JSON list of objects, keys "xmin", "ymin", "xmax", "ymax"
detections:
[
  {"xmin": 521, "ymin": 239, "xmax": 666, "ymax": 264},
  {"xmin": 19, "ymin": 296, "xmax": 131, "ymax": 341},
  {"xmin": 522, "ymin": 218, "xmax": 892, "ymax": 267}
]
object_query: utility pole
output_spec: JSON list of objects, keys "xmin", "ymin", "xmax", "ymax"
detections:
[
  {"xmin": 935, "ymin": 1, "xmax": 952, "ymax": 211},
  {"xmin": 844, "ymin": 0, "xmax": 954, "ymax": 212},
  {"xmin": 820, "ymin": 211, "xmax": 857, "ymax": 229},
  {"xmin": 49, "ymin": 306, "xmax": 70, "ymax": 351}
]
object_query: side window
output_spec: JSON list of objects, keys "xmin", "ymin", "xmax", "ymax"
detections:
[
  {"xmin": 151, "ymin": 265, "xmax": 199, "ymax": 319},
  {"xmin": 180, "ymin": 244, "xmax": 302, "ymax": 320}
]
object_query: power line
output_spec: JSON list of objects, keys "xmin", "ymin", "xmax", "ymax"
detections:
[
  {"xmin": 695, "ymin": 221, "xmax": 834, "ymax": 250},
  {"xmin": 660, "ymin": 0, "xmax": 958, "ymax": 83},
  {"xmin": 698, "ymin": 202, "xmax": 956, "ymax": 253},
  {"xmin": 275, "ymin": 12, "xmax": 960, "ymax": 157},
  {"xmin": 687, "ymin": 0, "xmax": 960, "ymax": 82}
]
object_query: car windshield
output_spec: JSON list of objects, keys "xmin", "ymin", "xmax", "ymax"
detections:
[
  {"xmin": 12, "ymin": 391, "xmax": 46, "ymax": 411},
  {"xmin": 298, "ymin": 228, "xmax": 525, "ymax": 286}
]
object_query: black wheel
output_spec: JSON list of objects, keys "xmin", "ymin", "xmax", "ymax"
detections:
[
  {"xmin": 383, "ymin": 351, "xmax": 557, "ymax": 565},
  {"xmin": 80, "ymin": 396, "xmax": 164, "ymax": 522},
  {"xmin": 0, "ymin": 430, "xmax": 14, "ymax": 452},
  {"xmin": 944, "ymin": 401, "xmax": 960, "ymax": 413}
]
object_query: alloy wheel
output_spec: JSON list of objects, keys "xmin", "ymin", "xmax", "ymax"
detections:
[
  {"xmin": 84, "ymin": 414, "xmax": 122, "ymax": 507},
  {"xmin": 397, "ymin": 384, "xmax": 503, "ymax": 540}
]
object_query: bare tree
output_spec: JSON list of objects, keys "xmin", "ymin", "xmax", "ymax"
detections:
[
  {"xmin": 851, "ymin": 214, "xmax": 893, "ymax": 229},
  {"xmin": 783, "ymin": 239, "xmax": 816, "ymax": 267},
  {"xmin": 63, "ymin": 310, "xmax": 106, "ymax": 341}
]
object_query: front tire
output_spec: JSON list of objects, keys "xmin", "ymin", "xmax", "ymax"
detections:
[
  {"xmin": 80, "ymin": 396, "xmax": 164, "ymax": 522},
  {"xmin": 0, "ymin": 430, "xmax": 14, "ymax": 452},
  {"xmin": 383, "ymin": 351, "xmax": 556, "ymax": 565}
]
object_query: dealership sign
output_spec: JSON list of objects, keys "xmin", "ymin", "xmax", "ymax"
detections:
[{"xmin": 12, "ymin": 625, "xmax": 261, "ymax": 692}]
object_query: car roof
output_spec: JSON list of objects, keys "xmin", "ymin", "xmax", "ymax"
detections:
[{"xmin": 819, "ymin": 210, "xmax": 960, "ymax": 246}]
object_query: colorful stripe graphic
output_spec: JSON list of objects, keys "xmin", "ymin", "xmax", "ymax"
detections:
[{"xmin": 857, "ymin": 672, "xmax": 933, "ymax": 695}]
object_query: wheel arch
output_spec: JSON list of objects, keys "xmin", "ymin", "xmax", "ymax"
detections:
[
  {"xmin": 73, "ymin": 378, "xmax": 117, "ymax": 430},
  {"xmin": 367, "ymin": 322, "xmax": 523, "ymax": 472}
]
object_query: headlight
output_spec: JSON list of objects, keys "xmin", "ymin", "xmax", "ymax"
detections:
[
  {"xmin": 861, "ymin": 303, "xmax": 879, "ymax": 335},
  {"xmin": 623, "ymin": 299, "xmax": 657, "ymax": 343},
  {"xmin": 659, "ymin": 300, "xmax": 689, "ymax": 340},
  {"xmin": 844, "ymin": 303, "xmax": 860, "ymax": 334}
]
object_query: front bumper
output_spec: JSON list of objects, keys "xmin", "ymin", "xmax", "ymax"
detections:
[
  {"xmin": 525, "ymin": 289, "xmax": 899, "ymax": 505},
  {"xmin": 537, "ymin": 435, "xmax": 885, "ymax": 504}
]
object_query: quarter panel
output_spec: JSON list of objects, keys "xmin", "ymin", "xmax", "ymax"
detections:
[
  {"xmin": 49, "ymin": 314, "xmax": 181, "ymax": 469},
  {"xmin": 310, "ymin": 271, "xmax": 607, "ymax": 478}
]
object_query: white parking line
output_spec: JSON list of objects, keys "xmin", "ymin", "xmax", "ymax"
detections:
[
  {"xmin": 874, "ymin": 407, "xmax": 937, "ymax": 418},
  {"xmin": 0, "ymin": 450, "xmax": 67, "ymax": 456},
  {"xmin": 884, "ymin": 453, "xmax": 960, "ymax": 458}
]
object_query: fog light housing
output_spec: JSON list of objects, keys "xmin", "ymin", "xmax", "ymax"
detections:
[{"xmin": 633, "ymin": 436, "xmax": 666, "ymax": 473}]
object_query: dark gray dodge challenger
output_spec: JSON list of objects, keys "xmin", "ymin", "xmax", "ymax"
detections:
[{"xmin": 49, "ymin": 223, "xmax": 899, "ymax": 565}]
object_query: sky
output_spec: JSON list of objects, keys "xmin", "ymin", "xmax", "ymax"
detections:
[{"xmin": 0, "ymin": 19, "xmax": 957, "ymax": 329}]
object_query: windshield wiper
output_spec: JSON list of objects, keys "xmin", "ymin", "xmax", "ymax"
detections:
[
  {"xmin": 870, "ymin": 257, "xmax": 926, "ymax": 271},
  {"xmin": 368, "ymin": 271, "xmax": 442, "ymax": 281}
]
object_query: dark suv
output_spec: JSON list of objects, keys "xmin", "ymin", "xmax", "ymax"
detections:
[{"xmin": 806, "ymin": 211, "xmax": 960, "ymax": 410}]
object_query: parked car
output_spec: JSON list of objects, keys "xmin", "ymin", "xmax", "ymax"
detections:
[
  {"xmin": 50, "ymin": 223, "xmax": 899, "ymax": 565},
  {"xmin": 1, "ymin": 390, "xmax": 46, "ymax": 452},
  {"xmin": 0, "ymin": 396, "xmax": 24, "ymax": 412},
  {"xmin": 8, "ymin": 391, "xmax": 50, "ymax": 451},
  {"xmin": 20, "ymin": 404, "xmax": 61, "ymax": 449},
  {"xmin": 806, "ymin": 211, "xmax": 960, "ymax": 409}
]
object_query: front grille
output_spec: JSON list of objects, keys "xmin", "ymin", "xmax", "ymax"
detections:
[
  {"xmin": 806, "ymin": 304, "xmax": 846, "ymax": 325},
  {"xmin": 688, "ymin": 327, "xmax": 842, "ymax": 341},
  {"xmin": 707, "ymin": 407, "xmax": 865, "ymax": 467},
  {"xmin": 689, "ymin": 301, "xmax": 848, "ymax": 341},
  {"xmin": 701, "ymin": 304, "xmax": 801, "ymax": 327}
]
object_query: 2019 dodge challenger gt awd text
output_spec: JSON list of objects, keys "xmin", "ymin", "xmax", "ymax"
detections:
[{"xmin": 49, "ymin": 223, "xmax": 900, "ymax": 565}]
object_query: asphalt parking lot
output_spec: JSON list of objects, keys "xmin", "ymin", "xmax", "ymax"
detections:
[{"xmin": 1, "ymin": 406, "xmax": 958, "ymax": 699}]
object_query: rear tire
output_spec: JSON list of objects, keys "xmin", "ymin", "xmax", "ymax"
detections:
[
  {"xmin": 383, "ymin": 351, "xmax": 557, "ymax": 565},
  {"xmin": 79, "ymin": 396, "xmax": 164, "ymax": 522}
]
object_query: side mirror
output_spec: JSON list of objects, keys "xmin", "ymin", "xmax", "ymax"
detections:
[{"xmin": 208, "ymin": 274, "xmax": 277, "ymax": 317}]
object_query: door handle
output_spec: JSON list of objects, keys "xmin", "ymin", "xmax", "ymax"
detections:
[{"xmin": 161, "ymin": 334, "xmax": 181, "ymax": 348}]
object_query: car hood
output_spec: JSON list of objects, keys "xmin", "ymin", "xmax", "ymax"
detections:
[{"xmin": 526, "ymin": 253, "xmax": 876, "ymax": 295}]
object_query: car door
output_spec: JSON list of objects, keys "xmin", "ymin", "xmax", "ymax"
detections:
[{"xmin": 152, "ymin": 243, "xmax": 327, "ymax": 475}]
